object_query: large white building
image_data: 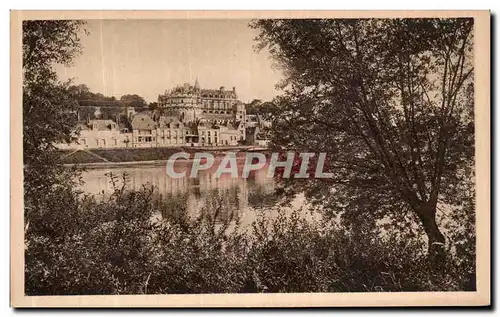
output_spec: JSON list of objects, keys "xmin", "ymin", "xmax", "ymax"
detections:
[
  {"xmin": 158, "ymin": 79, "xmax": 247, "ymax": 124},
  {"xmin": 56, "ymin": 81, "xmax": 272, "ymax": 150}
]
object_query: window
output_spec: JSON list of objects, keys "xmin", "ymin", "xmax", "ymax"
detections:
[
  {"xmin": 113, "ymin": 139, "xmax": 117, "ymax": 146},
  {"xmin": 81, "ymin": 139, "xmax": 86, "ymax": 145}
]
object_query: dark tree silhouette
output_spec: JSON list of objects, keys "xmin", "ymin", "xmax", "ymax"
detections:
[
  {"xmin": 120, "ymin": 94, "xmax": 147, "ymax": 108},
  {"xmin": 23, "ymin": 20, "xmax": 88, "ymax": 221},
  {"xmin": 251, "ymin": 18, "xmax": 474, "ymax": 260}
]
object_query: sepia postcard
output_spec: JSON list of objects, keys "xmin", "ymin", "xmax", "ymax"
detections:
[{"xmin": 10, "ymin": 10, "xmax": 490, "ymax": 307}]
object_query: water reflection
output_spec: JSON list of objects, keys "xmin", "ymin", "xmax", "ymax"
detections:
[{"xmin": 79, "ymin": 160, "xmax": 279, "ymax": 223}]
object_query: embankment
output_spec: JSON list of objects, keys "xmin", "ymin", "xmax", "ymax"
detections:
[{"xmin": 59, "ymin": 146, "xmax": 268, "ymax": 167}]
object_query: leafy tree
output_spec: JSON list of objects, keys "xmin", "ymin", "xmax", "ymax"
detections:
[
  {"xmin": 120, "ymin": 94, "xmax": 147, "ymax": 107},
  {"xmin": 149, "ymin": 102, "xmax": 159, "ymax": 111},
  {"xmin": 245, "ymin": 99, "xmax": 263, "ymax": 114},
  {"xmin": 23, "ymin": 21, "xmax": 88, "ymax": 220},
  {"xmin": 251, "ymin": 18, "xmax": 474, "ymax": 260},
  {"xmin": 68, "ymin": 84, "xmax": 119, "ymax": 106},
  {"xmin": 67, "ymin": 84, "xmax": 91, "ymax": 99}
]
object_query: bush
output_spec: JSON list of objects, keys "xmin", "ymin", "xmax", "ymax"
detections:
[{"xmin": 25, "ymin": 174, "xmax": 476, "ymax": 295}]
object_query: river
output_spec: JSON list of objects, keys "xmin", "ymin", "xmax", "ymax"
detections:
[{"xmin": 79, "ymin": 160, "xmax": 286, "ymax": 225}]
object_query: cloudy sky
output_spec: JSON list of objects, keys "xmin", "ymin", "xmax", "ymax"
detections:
[{"xmin": 55, "ymin": 19, "xmax": 282, "ymax": 103}]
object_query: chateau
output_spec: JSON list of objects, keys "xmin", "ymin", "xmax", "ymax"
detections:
[
  {"xmin": 57, "ymin": 80, "xmax": 269, "ymax": 150},
  {"xmin": 158, "ymin": 79, "xmax": 246, "ymax": 125}
]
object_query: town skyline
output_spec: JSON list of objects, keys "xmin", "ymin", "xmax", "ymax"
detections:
[{"xmin": 55, "ymin": 19, "xmax": 283, "ymax": 103}]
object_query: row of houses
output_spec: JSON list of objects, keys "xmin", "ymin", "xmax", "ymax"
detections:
[{"xmin": 57, "ymin": 110, "xmax": 255, "ymax": 150}]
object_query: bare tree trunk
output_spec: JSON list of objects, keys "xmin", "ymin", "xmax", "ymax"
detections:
[{"xmin": 416, "ymin": 202, "xmax": 446, "ymax": 265}]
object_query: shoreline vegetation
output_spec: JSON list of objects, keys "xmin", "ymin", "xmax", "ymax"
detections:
[{"xmin": 25, "ymin": 178, "xmax": 476, "ymax": 295}]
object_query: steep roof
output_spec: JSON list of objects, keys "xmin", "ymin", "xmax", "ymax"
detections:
[
  {"xmin": 131, "ymin": 113, "xmax": 156, "ymax": 131},
  {"xmin": 200, "ymin": 89, "xmax": 236, "ymax": 99},
  {"xmin": 158, "ymin": 116, "xmax": 183, "ymax": 129}
]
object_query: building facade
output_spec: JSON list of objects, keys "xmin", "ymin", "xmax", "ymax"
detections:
[
  {"xmin": 56, "ymin": 81, "xmax": 270, "ymax": 150},
  {"xmin": 57, "ymin": 119, "xmax": 126, "ymax": 150},
  {"xmin": 158, "ymin": 79, "xmax": 246, "ymax": 125}
]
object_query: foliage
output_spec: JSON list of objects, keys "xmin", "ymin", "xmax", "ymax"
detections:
[
  {"xmin": 23, "ymin": 18, "xmax": 476, "ymax": 296},
  {"xmin": 120, "ymin": 94, "xmax": 148, "ymax": 108},
  {"xmin": 250, "ymin": 19, "xmax": 475, "ymax": 257},
  {"xmin": 25, "ymin": 176, "xmax": 475, "ymax": 295},
  {"xmin": 149, "ymin": 102, "xmax": 159, "ymax": 111},
  {"xmin": 245, "ymin": 99, "xmax": 277, "ymax": 116},
  {"xmin": 67, "ymin": 84, "xmax": 117, "ymax": 103},
  {"xmin": 23, "ymin": 20, "xmax": 88, "ymax": 218},
  {"xmin": 245, "ymin": 99, "xmax": 263, "ymax": 115},
  {"xmin": 66, "ymin": 84, "xmax": 149, "ymax": 108}
]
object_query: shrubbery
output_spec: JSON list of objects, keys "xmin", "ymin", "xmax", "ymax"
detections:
[{"xmin": 25, "ymin": 174, "xmax": 475, "ymax": 295}]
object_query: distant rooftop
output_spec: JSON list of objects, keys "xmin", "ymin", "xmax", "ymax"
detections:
[{"xmin": 162, "ymin": 79, "xmax": 238, "ymax": 99}]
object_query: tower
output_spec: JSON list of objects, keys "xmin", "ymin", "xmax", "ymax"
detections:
[{"xmin": 194, "ymin": 78, "xmax": 200, "ymax": 90}]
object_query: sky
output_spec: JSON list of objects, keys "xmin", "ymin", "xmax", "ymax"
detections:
[{"xmin": 55, "ymin": 19, "xmax": 283, "ymax": 103}]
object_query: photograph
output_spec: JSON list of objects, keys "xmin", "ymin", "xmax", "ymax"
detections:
[{"xmin": 10, "ymin": 10, "xmax": 490, "ymax": 307}]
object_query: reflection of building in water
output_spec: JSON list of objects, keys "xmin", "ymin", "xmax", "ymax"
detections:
[
  {"xmin": 80, "ymin": 164, "xmax": 274, "ymax": 219},
  {"xmin": 187, "ymin": 169, "xmax": 249, "ymax": 213}
]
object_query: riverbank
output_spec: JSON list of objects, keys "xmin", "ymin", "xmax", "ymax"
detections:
[
  {"xmin": 60, "ymin": 146, "xmax": 268, "ymax": 166},
  {"xmin": 25, "ymin": 183, "xmax": 474, "ymax": 295}
]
